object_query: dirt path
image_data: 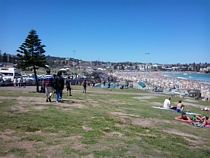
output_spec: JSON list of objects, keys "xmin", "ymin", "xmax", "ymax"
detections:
[
  {"xmin": 0, "ymin": 86, "xmax": 36, "ymax": 92},
  {"xmin": 0, "ymin": 95, "xmax": 86, "ymax": 113}
]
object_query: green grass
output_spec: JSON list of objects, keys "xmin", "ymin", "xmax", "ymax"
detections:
[
  {"xmin": 9, "ymin": 148, "xmax": 27, "ymax": 157},
  {"xmin": 0, "ymin": 86, "xmax": 210, "ymax": 157}
]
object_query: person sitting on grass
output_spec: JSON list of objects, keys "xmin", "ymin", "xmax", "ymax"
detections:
[
  {"xmin": 170, "ymin": 100, "xmax": 184, "ymax": 112},
  {"xmin": 175, "ymin": 112, "xmax": 192, "ymax": 123},
  {"xmin": 176, "ymin": 100, "xmax": 184, "ymax": 112},
  {"xmin": 163, "ymin": 97, "xmax": 171, "ymax": 109}
]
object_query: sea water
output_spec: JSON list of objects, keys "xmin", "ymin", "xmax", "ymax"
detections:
[{"xmin": 163, "ymin": 72, "xmax": 210, "ymax": 84}]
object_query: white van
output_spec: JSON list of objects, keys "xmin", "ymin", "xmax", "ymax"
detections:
[{"xmin": 0, "ymin": 67, "xmax": 21, "ymax": 82}]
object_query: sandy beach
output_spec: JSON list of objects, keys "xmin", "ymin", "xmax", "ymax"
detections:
[{"xmin": 111, "ymin": 71, "xmax": 210, "ymax": 99}]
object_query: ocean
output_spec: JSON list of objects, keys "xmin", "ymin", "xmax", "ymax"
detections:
[{"xmin": 163, "ymin": 72, "xmax": 210, "ymax": 83}]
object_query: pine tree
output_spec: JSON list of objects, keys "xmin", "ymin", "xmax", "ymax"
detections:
[
  {"xmin": 3, "ymin": 53, "xmax": 7, "ymax": 63},
  {"xmin": 17, "ymin": 30, "xmax": 47, "ymax": 92},
  {"xmin": 0, "ymin": 52, "xmax": 2, "ymax": 62}
]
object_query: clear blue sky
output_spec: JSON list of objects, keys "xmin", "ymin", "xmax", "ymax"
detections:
[{"xmin": 0, "ymin": 0, "xmax": 210, "ymax": 64}]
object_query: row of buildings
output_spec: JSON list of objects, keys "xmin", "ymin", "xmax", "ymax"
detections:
[{"xmin": 1, "ymin": 52, "xmax": 210, "ymax": 73}]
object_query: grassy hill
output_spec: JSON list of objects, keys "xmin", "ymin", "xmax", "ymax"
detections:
[{"xmin": 0, "ymin": 86, "xmax": 210, "ymax": 157}]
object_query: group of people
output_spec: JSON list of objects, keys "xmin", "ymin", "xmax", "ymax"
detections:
[
  {"xmin": 163, "ymin": 97, "xmax": 210, "ymax": 127},
  {"xmin": 175, "ymin": 112, "xmax": 210, "ymax": 127},
  {"xmin": 43, "ymin": 70, "xmax": 88, "ymax": 103},
  {"xmin": 163, "ymin": 97, "xmax": 184, "ymax": 112},
  {"xmin": 112, "ymin": 71, "xmax": 210, "ymax": 100},
  {"xmin": 44, "ymin": 70, "xmax": 64, "ymax": 103},
  {"xmin": 13, "ymin": 77, "xmax": 26, "ymax": 87}
]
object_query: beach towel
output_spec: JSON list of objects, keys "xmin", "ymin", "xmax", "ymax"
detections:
[
  {"xmin": 152, "ymin": 106, "xmax": 200, "ymax": 116},
  {"xmin": 152, "ymin": 106, "xmax": 182, "ymax": 113},
  {"xmin": 192, "ymin": 122, "xmax": 205, "ymax": 128},
  {"xmin": 185, "ymin": 112, "xmax": 200, "ymax": 115},
  {"xmin": 174, "ymin": 120, "xmax": 210, "ymax": 128},
  {"xmin": 192, "ymin": 122, "xmax": 210, "ymax": 128},
  {"xmin": 152, "ymin": 106, "xmax": 171, "ymax": 110}
]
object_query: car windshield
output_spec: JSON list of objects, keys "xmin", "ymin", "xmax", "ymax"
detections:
[
  {"xmin": 2, "ymin": 73, "xmax": 13, "ymax": 76},
  {"xmin": 15, "ymin": 72, "xmax": 21, "ymax": 77}
]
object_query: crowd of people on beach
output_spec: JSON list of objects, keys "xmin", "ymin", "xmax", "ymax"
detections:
[
  {"xmin": 111, "ymin": 71, "xmax": 210, "ymax": 99},
  {"xmin": 9, "ymin": 69, "xmax": 210, "ymax": 128}
]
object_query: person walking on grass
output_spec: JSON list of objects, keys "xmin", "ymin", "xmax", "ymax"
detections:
[
  {"xmin": 13, "ymin": 77, "xmax": 17, "ymax": 87},
  {"xmin": 54, "ymin": 71, "xmax": 64, "ymax": 103},
  {"xmin": 17, "ymin": 77, "xmax": 21, "ymax": 87},
  {"xmin": 66, "ymin": 76, "xmax": 72, "ymax": 96},
  {"xmin": 22, "ymin": 77, "xmax": 26, "ymax": 88},
  {"xmin": 82, "ymin": 79, "xmax": 87, "ymax": 93},
  {"xmin": 44, "ymin": 70, "xmax": 54, "ymax": 102}
]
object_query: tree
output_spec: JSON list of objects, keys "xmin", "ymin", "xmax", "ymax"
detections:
[
  {"xmin": 0, "ymin": 52, "xmax": 2, "ymax": 62},
  {"xmin": 3, "ymin": 52, "xmax": 7, "ymax": 62},
  {"xmin": 17, "ymin": 30, "xmax": 47, "ymax": 92}
]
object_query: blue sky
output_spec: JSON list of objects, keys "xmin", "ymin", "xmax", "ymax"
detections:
[{"xmin": 0, "ymin": 0, "xmax": 210, "ymax": 64}]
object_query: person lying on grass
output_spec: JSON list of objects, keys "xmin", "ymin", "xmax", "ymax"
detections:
[
  {"xmin": 192, "ymin": 116, "xmax": 210, "ymax": 128},
  {"xmin": 175, "ymin": 112, "xmax": 192, "ymax": 123},
  {"xmin": 202, "ymin": 116, "xmax": 210, "ymax": 126},
  {"xmin": 175, "ymin": 112, "xmax": 210, "ymax": 126},
  {"xmin": 190, "ymin": 114, "xmax": 206, "ymax": 122}
]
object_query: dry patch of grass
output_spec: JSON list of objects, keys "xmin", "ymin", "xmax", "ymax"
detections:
[
  {"xmin": 0, "ymin": 128, "xmax": 88, "ymax": 157},
  {"xmin": 2, "ymin": 96, "xmax": 88, "ymax": 113},
  {"xmin": 162, "ymin": 128, "xmax": 208, "ymax": 148},
  {"xmin": 111, "ymin": 111, "xmax": 172, "ymax": 128}
]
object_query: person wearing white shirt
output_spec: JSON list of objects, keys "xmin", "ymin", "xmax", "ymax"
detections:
[
  {"xmin": 17, "ymin": 77, "xmax": 21, "ymax": 87},
  {"xmin": 163, "ymin": 97, "xmax": 171, "ymax": 109}
]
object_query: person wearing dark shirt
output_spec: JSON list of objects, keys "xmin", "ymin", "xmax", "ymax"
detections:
[
  {"xmin": 66, "ymin": 76, "xmax": 72, "ymax": 96},
  {"xmin": 54, "ymin": 71, "xmax": 64, "ymax": 103},
  {"xmin": 83, "ymin": 79, "xmax": 87, "ymax": 93},
  {"xmin": 108, "ymin": 82, "xmax": 111, "ymax": 88}
]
